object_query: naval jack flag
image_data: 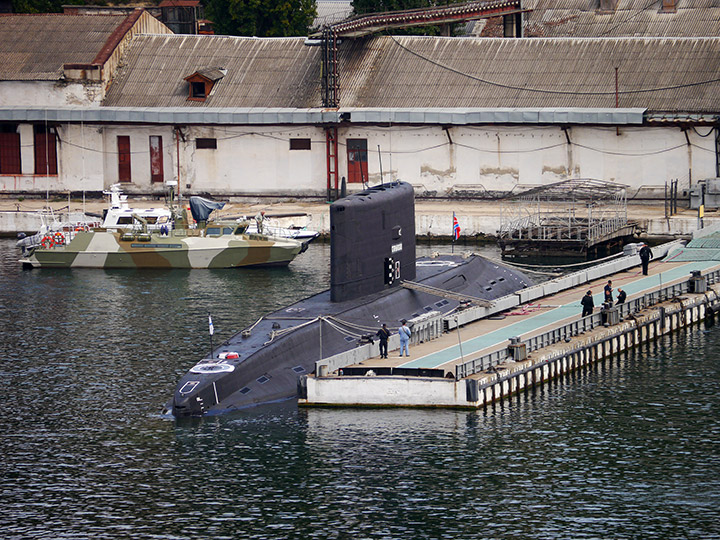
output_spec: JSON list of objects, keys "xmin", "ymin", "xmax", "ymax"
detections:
[{"xmin": 452, "ymin": 212, "xmax": 461, "ymax": 252}]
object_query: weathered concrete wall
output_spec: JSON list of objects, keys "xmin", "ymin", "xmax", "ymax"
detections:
[
  {"xmin": 1, "ymin": 121, "xmax": 715, "ymax": 198},
  {"xmin": 305, "ymin": 375, "xmax": 462, "ymax": 407},
  {"xmin": 0, "ymin": 81, "xmax": 105, "ymax": 108}
]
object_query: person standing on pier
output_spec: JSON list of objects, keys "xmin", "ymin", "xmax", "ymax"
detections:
[
  {"xmin": 398, "ymin": 320, "xmax": 411, "ymax": 357},
  {"xmin": 376, "ymin": 323, "xmax": 390, "ymax": 359},
  {"xmin": 616, "ymin": 288, "xmax": 627, "ymax": 304},
  {"xmin": 639, "ymin": 243, "xmax": 653, "ymax": 275},
  {"xmin": 604, "ymin": 280, "xmax": 613, "ymax": 303},
  {"xmin": 581, "ymin": 291, "xmax": 595, "ymax": 317},
  {"xmin": 255, "ymin": 211, "xmax": 266, "ymax": 234}
]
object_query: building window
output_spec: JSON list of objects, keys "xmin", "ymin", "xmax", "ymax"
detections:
[
  {"xmin": 184, "ymin": 69, "xmax": 225, "ymax": 102},
  {"xmin": 190, "ymin": 81, "xmax": 206, "ymax": 99},
  {"xmin": 117, "ymin": 135, "xmax": 131, "ymax": 183},
  {"xmin": 0, "ymin": 124, "xmax": 21, "ymax": 174},
  {"xmin": 347, "ymin": 139, "xmax": 368, "ymax": 184},
  {"xmin": 149, "ymin": 135, "xmax": 164, "ymax": 183},
  {"xmin": 290, "ymin": 138, "xmax": 311, "ymax": 150},
  {"xmin": 34, "ymin": 125, "xmax": 58, "ymax": 176},
  {"xmin": 196, "ymin": 138, "xmax": 217, "ymax": 149}
]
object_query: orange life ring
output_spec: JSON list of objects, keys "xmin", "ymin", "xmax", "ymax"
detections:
[
  {"xmin": 40, "ymin": 235, "xmax": 54, "ymax": 249},
  {"xmin": 53, "ymin": 232, "xmax": 66, "ymax": 246}
]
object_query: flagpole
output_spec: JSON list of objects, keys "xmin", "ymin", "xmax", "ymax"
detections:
[{"xmin": 208, "ymin": 312, "xmax": 214, "ymax": 359}]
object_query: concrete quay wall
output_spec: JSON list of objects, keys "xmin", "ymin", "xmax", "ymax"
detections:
[
  {"xmin": 301, "ymin": 284, "xmax": 719, "ymax": 409},
  {"xmin": 0, "ymin": 199, "xmax": 716, "ymax": 239}
]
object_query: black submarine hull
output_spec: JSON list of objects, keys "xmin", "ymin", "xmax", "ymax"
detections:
[{"xmin": 167, "ymin": 182, "xmax": 532, "ymax": 417}]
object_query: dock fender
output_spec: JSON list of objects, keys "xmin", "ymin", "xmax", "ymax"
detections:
[
  {"xmin": 297, "ymin": 375, "xmax": 308, "ymax": 399},
  {"xmin": 465, "ymin": 379, "xmax": 479, "ymax": 403}
]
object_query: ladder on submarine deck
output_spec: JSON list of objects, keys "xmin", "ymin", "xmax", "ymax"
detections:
[{"xmin": 400, "ymin": 281, "xmax": 493, "ymax": 308}]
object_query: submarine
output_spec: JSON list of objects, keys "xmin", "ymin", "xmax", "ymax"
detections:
[{"xmin": 166, "ymin": 181, "xmax": 533, "ymax": 417}]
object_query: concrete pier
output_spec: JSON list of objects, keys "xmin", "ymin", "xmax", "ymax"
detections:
[{"xmin": 299, "ymin": 246, "xmax": 720, "ymax": 409}]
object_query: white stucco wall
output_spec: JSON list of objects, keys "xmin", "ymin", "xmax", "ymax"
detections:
[
  {"xmin": 1, "ymin": 120, "xmax": 716, "ymax": 197},
  {"xmin": 100, "ymin": 126, "xmax": 176, "ymax": 193},
  {"xmin": 0, "ymin": 81, "xmax": 104, "ymax": 108},
  {"xmin": 176, "ymin": 125, "xmax": 326, "ymax": 195},
  {"xmin": 305, "ymin": 376, "xmax": 466, "ymax": 407}
]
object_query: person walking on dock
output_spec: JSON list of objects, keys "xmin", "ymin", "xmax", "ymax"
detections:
[
  {"xmin": 616, "ymin": 288, "xmax": 627, "ymax": 305},
  {"xmin": 398, "ymin": 320, "xmax": 411, "ymax": 357},
  {"xmin": 376, "ymin": 323, "xmax": 390, "ymax": 359},
  {"xmin": 604, "ymin": 280, "xmax": 613, "ymax": 303},
  {"xmin": 639, "ymin": 243, "xmax": 653, "ymax": 275},
  {"xmin": 581, "ymin": 290, "xmax": 595, "ymax": 317}
]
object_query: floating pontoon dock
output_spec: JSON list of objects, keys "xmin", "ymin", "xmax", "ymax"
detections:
[{"xmin": 299, "ymin": 238, "xmax": 720, "ymax": 408}]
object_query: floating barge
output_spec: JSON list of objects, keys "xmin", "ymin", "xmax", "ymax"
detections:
[
  {"xmin": 299, "ymin": 234, "xmax": 720, "ymax": 408},
  {"xmin": 497, "ymin": 178, "xmax": 637, "ymax": 261}
]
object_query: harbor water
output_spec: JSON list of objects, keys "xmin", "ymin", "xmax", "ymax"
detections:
[{"xmin": 1, "ymin": 238, "xmax": 719, "ymax": 540}]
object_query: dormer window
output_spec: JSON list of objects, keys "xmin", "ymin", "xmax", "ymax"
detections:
[
  {"xmin": 190, "ymin": 81, "xmax": 206, "ymax": 99},
  {"xmin": 660, "ymin": 0, "xmax": 677, "ymax": 12},
  {"xmin": 184, "ymin": 67, "xmax": 226, "ymax": 102}
]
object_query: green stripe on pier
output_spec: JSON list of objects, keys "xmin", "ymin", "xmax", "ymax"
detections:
[{"xmin": 399, "ymin": 261, "xmax": 719, "ymax": 370}]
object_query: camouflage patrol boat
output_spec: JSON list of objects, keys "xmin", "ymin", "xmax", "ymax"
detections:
[
  {"xmin": 18, "ymin": 192, "xmax": 305, "ymax": 269},
  {"xmin": 18, "ymin": 222, "xmax": 304, "ymax": 269}
]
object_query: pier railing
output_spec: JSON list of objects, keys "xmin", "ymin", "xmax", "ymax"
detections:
[{"xmin": 455, "ymin": 268, "xmax": 720, "ymax": 379}]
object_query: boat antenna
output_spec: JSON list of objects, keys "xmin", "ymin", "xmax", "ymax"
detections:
[{"xmin": 378, "ymin": 145, "xmax": 384, "ymax": 187}]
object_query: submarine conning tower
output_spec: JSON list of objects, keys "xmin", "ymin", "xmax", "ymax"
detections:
[{"xmin": 330, "ymin": 181, "xmax": 416, "ymax": 302}]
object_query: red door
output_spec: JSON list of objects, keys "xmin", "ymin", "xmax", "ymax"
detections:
[
  {"xmin": 118, "ymin": 136, "xmax": 131, "ymax": 183},
  {"xmin": 0, "ymin": 133, "xmax": 21, "ymax": 174},
  {"xmin": 347, "ymin": 139, "xmax": 368, "ymax": 184},
  {"xmin": 34, "ymin": 131, "xmax": 57, "ymax": 175},
  {"xmin": 150, "ymin": 135, "xmax": 164, "ymax": 183}
]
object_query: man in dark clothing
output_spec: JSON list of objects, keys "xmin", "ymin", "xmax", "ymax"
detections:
[
  {"xmin": 604, "ymin": 280, "xmax": 613, "ymax": 303},
  {"xmin": 581, "ymin": 290, "xmax": 594, "ymax": 317},
  {"xmin": 376, "ymin": 323, "xmax": 390, "ymax": 359},
  {"xmin": 616, "ymin": 288, "xmax": 627, "ymax": 304},
  {"xmin": 639, "ymin": 243, "xmax": 653, "ymax": 275}
]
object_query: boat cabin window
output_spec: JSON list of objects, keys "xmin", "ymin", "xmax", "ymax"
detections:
[
  {"xmin": 145, "ymin": 217, "xmax": 158, "ymax": 224},
  {"xmin": 117, "ymin": 216, "xmax": 134, "ymax": 225},
  {"xmin": 222, "ymin": 227, "xmax": 234, "ymax": 235},
  {"xmin": 158, "ymin": 216, "xmax": 169, "ymax": 224},
  {"xmin": 234, "ymin": 224, "xmax": 248, "ymax": 234},
  {"xmin": 206, "ymin": 227, "xmax": 221, "ymax": 236}
]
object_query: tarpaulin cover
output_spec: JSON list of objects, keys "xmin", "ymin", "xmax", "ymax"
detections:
[{"xmin": 189, "ymin": 196, "xmax": 225, "ymax": 222}]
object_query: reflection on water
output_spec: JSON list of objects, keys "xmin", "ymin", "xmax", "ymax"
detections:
[{"xmin": 1, "ymin": 238, "xmax": 719, "ymax": 539}]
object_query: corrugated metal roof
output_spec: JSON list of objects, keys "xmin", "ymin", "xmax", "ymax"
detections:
[
  {"xmin": 0, "ymin": 106, "xmax": 646, "ymax": 126},
  {"xmin": 0, "ymin": 14, "xmax": 129, "ymax": 80},
  {"xmin": 516, "ymin": 0, "xmax": 720, "ymax": 38},
  {"xmin": 337, "ymin": 36, "xmax": 720, "ymax": 111},
  {"xmin": 103, "ymin": 34, "xmax": 321, "ymax": 108},
  {"xmin": 103, "ymin": 34, "xmax": 720, "ymax": 113}
]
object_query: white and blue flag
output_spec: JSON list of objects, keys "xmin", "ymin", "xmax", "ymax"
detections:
[{"xmin": 208, "ymin": 314, "xmax": 214, "ymax": 336}]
